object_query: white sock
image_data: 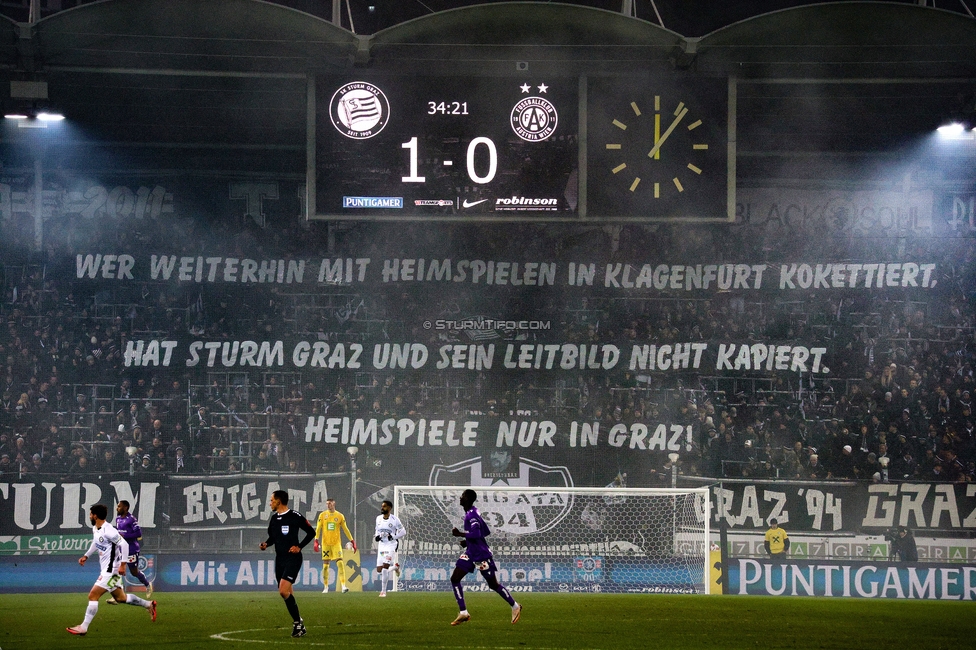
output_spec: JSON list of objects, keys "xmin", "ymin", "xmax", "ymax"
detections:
[
  {"xmin": 81, "ymin": 601, "xmax": 98, "ymax": 630},
  {"xmin": 380, "ymin": 568, "xmax": 389, "ymax": 592},
  {"xmin": 125, "ymin": 594, "xmax": 150, "ymax": 608}
]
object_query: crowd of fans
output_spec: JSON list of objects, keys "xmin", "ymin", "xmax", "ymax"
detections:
[{"xmin": 1, "ymin": 208, "xmax": 975, "ymax": 485}]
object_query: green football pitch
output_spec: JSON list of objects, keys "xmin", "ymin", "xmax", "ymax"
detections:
[{"xmin": 0, "ymin": 591, "xmax": 973, "ymax": 649}]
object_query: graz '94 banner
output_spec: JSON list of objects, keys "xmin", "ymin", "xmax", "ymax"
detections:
[{"xmin": 702, "ymin": 480, "xmax": 976, "ymax": 533}]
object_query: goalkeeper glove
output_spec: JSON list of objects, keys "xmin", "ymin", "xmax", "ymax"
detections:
[
  {"xmin": 375, "ymin": 535, "xmax": 382, "ymax": 542},
  {"xmin": 351, "ymin": 540, "xmax": 357, "ymax": 552},
  {"xmin": 387, "ymin": 534, "xmax": 394, "ymax": 541},
  {"xmin": 459, "ymin": 539, "xmax": 467, "ymax": 548},
  {"xmin": 313, "ymin": 539, "xmax": 320, "ymax": 553}
]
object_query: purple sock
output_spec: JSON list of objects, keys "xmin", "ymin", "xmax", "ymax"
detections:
[
  {"xmin": 452, "ymin": 582, "xmax": 466, "ymax": 610},
  {"xmin": 134, "ymin": 569, "xmax": 150, "ymax": 587},
  {"xmin": 493, "ymin": 583, "xmax": 516, "ymax": 606}
]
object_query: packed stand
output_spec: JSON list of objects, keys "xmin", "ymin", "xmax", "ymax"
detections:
[{"xmin": 1, "ymin": 214, "xmax": 974, "ymax": 484}]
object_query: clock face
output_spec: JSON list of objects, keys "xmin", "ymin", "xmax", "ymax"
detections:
[
  {"xmin": 605, "ymin": 95, "xmax": 709, "ymax": 199},
  {"xmin": 588, "ymin": 77, "xmax": 729, "ymax": 220}
]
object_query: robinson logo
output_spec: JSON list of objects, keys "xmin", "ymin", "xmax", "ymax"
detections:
[
  {"xmin": 510, "ymin": 96, "xmax": 558, "ymax": 142},
  {"xmin": 495, "ymin": 196, "xmax": 559, "ymax": 211},
  {"xmin": 330, "ymin": 82, "xmax": 390, "ymax": 139}
]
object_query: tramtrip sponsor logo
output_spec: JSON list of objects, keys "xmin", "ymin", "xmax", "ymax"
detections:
[
  {"xmin": 330, "ymin": 82, "xmax": 390, "ymax": 139},
  {"xmin": 414, "ymin": 199, "xmax": 454, "ymax": 207}
]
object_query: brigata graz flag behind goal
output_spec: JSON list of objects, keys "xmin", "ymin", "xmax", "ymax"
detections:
[{"xmin": 393, "ymin": 486, "xmax": 710, "ymax": 594}]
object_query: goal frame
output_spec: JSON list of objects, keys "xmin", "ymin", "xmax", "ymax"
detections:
[{"xmin": 392, "ymin": 485, "xmax": 711, "ymax": 595}]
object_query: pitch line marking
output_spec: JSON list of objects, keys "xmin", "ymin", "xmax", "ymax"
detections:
[{"xmin": 211, "ymin": 627, "xmax": 578, "ymax": 649}]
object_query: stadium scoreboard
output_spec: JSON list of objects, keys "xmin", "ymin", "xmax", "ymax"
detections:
[{"xmin": 313, "ymin": 74, "xmax": 731, "ymax": 222}]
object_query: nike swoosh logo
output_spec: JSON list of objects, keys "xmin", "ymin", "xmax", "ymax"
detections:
[{"xmin": 462, "ymin": 199, "xmax": 489, "ymax": 208}]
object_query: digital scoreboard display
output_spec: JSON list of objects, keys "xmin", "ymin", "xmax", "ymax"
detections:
[
  {"xmin": 314, "ymin": 74, "xmax": 730, "ymax": 221},
  {"xmin": 316, "ymin": 76, "xmax": 579, "ymax": 219}
]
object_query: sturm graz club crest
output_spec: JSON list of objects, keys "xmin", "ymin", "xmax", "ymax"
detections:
[
  {"xmin": 330, "ymin": 81, "xmax": 390, "ymax": 139},
  {"xmin": 510, "ymin": 82, "xmax": 558, "ymax": 142},
  {"xmin": 427, "ymin": 456, "xmax": 574, "ymax": 536}
]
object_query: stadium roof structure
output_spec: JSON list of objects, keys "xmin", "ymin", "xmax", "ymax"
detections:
[
  {"xmin": 0, "ymin": 0, "xmax": 974, "ymax": 183},
  {"xmin": 4, "ymin": 1, "xmax": 973, "ymax": 38}
]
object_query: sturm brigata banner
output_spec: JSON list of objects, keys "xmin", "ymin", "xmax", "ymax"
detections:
[{"xmin": 4, "ymin": 477, "xmax": 976, "ymax": 535}]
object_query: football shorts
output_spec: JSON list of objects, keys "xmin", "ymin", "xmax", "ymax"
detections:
[
  {"xmin": 455, "ymin": 553, "xmax": 497, "ymax": 576},
  {"xmin": 376, "ymin": 541, "xmax": 397, "ymax": 568},
  {"xmin": 275, "ymin": 555, "xmax": 304, "ymax": 584},
  {"xmin": 94, "ymin": 572, "xmax": 125, "ymax": 592},
  {"xmin": 321, "ymin": 544, "xmax": 344, "ymax": 562}
]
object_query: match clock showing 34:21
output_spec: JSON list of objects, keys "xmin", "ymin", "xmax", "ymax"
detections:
[{"xmin": 588, "ymin": 76, "xmax": 731, "ymax": 221}]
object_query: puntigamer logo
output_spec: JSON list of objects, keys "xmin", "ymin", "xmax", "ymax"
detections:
[
  {"xmin": 330, "ymin": 81, "xmax": 390, "ymax": 139},
  {"xmin": 343, "ymin": 197, "xmax": 403, "ymax": 209}
]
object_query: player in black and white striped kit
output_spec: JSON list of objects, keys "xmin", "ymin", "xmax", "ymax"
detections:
[{"xmin": 260, "ymin": 490, "xmax": 316, "ymax": 637}]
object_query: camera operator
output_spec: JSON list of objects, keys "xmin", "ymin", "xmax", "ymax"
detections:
[{"xmin": 888, "ymin": 526, "xmax": 919, "ymax": 562}]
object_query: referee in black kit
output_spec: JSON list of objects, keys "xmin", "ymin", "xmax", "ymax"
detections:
[{"xmin": 260, "ymin": 489, "xmax": 316, "ymax": 637}]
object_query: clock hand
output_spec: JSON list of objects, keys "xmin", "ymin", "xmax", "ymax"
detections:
[{"xmin": 647, "ymin": 107, "xmax": 688, "ymax": 159}]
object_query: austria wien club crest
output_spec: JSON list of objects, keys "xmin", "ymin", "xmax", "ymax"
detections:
[
  {"xmin": 330, "ymin": 81, "xmax": 390, "ymax": 139},
  {"xmin": 510, "ymin": 83, "xmax": 558, "ymax": 142}
]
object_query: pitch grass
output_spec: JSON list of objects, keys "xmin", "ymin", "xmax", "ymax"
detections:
[{"xmin": 0, "ymin": 591, "xmax": 974, "ymax": 650}]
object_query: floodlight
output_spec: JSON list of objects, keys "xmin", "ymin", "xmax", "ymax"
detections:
[{"xmin": 937, "ymin": 122, "xmax": 967, "ymax": 137}]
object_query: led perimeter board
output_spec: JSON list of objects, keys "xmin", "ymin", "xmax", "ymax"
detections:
[{"xmin": 313, "ymin": 74, "xmax": 731, "ymax": 222}]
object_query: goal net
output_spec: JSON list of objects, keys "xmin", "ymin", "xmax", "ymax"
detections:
[{"xmin": 392, "ymin": 486, "xmax": 710, "ymax": 595}]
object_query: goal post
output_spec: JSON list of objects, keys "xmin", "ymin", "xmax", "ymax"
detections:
[{"xmin": 392, "ymin": 486, "xmax": 710, "ymax": 595}]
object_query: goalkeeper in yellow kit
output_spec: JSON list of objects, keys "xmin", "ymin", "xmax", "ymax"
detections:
[{"xmin": 314, "ymin": 498, "xmax": 356, "ymax": 593}]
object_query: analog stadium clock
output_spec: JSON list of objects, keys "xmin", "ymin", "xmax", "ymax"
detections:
[
  {"xmin": 588, "ymin": 76, "xmax": 730, "ymax": 220},
  {"xmin": 604, "ymin": 94, "xmax": 712, "ymax": 199}
]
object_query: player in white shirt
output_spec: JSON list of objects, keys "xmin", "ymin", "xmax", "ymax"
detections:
[
  {"xmin": 67, "ymin": 503, "xmax": 157, "ymax": 636},
  {"xmin": 373, "ymin": 500, "xmax": 406, "ymax": 597}
]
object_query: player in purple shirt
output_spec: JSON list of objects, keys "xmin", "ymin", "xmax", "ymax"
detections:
[
  {"xmin": 111, "ymin": 501, "xmax": 153, "ymax": 599},
  {"xmin": 449, "ymin": 489, "xmax": 521, "ymax": 626}
]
